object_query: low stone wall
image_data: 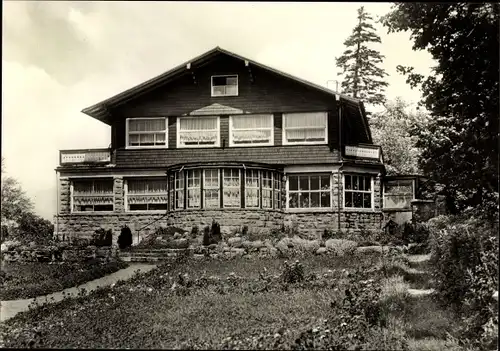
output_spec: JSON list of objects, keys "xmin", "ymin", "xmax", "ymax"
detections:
[
  {"xmin": 55, "ymin": 209, "xmax": 385, "ymax": 244},
  {"xmin": 1, "ymin": 246, "xmax": 115, "ymax": 263}
]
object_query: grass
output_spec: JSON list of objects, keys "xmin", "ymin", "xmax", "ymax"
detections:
[
  {"xmin": 0, "ymin": 251, "xmax": 466, "ymax": 349},
  {"xmin": 0, "ymin": 259, "xmax": 129, "ymax": 300}
]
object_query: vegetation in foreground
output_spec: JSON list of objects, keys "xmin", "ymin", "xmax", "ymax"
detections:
[
  {"xmin": 0, "ymin": 259, "xmax": 129, "ymax": 300},
  {"xmin": 0, "ymin": 251, "xmax": 466, "ymax": 350}
]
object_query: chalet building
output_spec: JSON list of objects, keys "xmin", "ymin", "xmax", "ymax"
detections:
[{"xmin": 55, "ymin": 47, "xmax": 420, "ymax": 242}]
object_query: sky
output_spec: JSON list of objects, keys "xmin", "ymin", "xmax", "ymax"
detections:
[{"xmin": 2, "ymin": 1, "xmax": 435, "ymax": 221}]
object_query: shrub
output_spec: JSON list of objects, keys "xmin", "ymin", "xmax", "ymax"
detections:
[
  {"xmin": 92, "ymin": 228, "xmax": 113, "ymax": 247},
  {"xmin": 11, "ymin": 212, "xmax": 54, "ymax": 245},
  {"xmin": 325, "ymin": 239, "xmax": 357, "ymax": 256},
  {"xmin": 281, "ymin": 260, "xmax": 304, "ymax": 284},
  {"xmin": 118, "ymin": 226, "xmax": 133, "ymax": 250},
  {"xmin": 202, "ymin": 226, "xmax": 211, "ymax": 246},
  {"xmin": 241, "ymin": 225, "xmax": 249, "ymax": 237},
  {"xmin": 190, "ymin": 225, "xmax": 199, "ymax": 238},
  {"xmin": 202, "ymin": 220, "xmax": 221, "ymax": 246}
]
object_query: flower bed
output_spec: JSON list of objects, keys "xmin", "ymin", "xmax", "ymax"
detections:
[{"xmin": 0, "ymin": 259, "xmax": 129, "ymax": 300}]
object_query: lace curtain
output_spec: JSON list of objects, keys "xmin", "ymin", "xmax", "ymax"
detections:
[
  {"xmin": 232, "ymin": 115, "xmax": 272, "ymax": 144},
  {"xmin": 284, "ymin": 112, "xmax": 326, "ymax": 142},
  {"xmin": 179, "ymin": 117, "xmax": 218, "ymax": 145}
]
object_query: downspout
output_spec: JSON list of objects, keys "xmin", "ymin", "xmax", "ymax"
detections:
[{"xmin": 337, "ymin": 95, "xmax": 344, "ymax": 233}]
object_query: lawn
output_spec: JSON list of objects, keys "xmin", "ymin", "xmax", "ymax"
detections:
[
  {"xmin": 0, "ymin": 259, "xmax": 129, "ymax": 300},
  {"xmin": 0, "ymin": 252, "xmax": 465, "ymax": 350}
]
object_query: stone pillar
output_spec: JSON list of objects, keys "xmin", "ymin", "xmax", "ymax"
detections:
[
  {"xmin": 374, "ymin": 173, "xmax": 382, "ymax": 210},
  {"xmin": 60, "ymin": 178, "xmax": 71, "ymax": 213},
  {"xmin": 114, "ymin": 176, "xmax": 125, "ymax": 212}
]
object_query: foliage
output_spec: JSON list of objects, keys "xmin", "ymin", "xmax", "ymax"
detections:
[
  {"xmin": 336, "ymin": 6, "xmax": 389, "ymax": 106},
  {"xmin": 428, "ymin": 216, "xmax": 498, "ymax": 347},
  {"xmin": 190, "ymin": 225, "xmax": 199, "ymax": 238},
  {"xmin": 91, "ymin": 228, "xmax": 113, "ymax": 247},
  {"xmin": 202, "ymin": 220, "xmax": 222, "ymax": 246},
  {"xmin": 117, "ymin": 226, "xmax": 132, "ymax": 250},
  {"xmin": 370, "ymin": 98, "xmax": 428, "ymax": 175},
  {"xmin": 0, "ymin": 260, "xmax": 128, "ymax": 300},
  {"xmin": 381, "ymin": 3, "xmax": 499, "ymax": 218},
  {"xmin": 11, "ymin": 212, "xmax": 54, "ymax": 245},
  {"xmin": 281, "ymin": 260, "xmax": 304, "ymax": 284},
  {"xmin": 1, "ymin": 158, "xmax": 34, "ymax": 224}
]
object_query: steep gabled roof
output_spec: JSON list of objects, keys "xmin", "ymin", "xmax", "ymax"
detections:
[{"xmin": 81, "ymin": 46, "xmax": 371, "ymax": 142}]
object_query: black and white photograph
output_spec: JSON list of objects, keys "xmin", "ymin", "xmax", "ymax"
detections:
[{"xmin": 1, "ymin": 2, "xmax": 498, "ymax": 349}]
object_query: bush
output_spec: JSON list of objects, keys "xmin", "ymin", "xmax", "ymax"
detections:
[
  {"xmin": 91, "ymin": 228, "xmax": 113, "ymax": 247},
  {"xmin": 202, "ymin": 226, "xmax": 211, "ymax": 246},
  {"xmin": 10, "ymin": 212, "xmax": 54, "ymax": 245},
  {"xmin": 118, "ymin": 226, "xmax": 133, "ymax": 250},
  {"xmin": 325, "ymin": 239, "xmax": 357, "ymax": 256},
  {"xmin": 429, "ymin": 215, "xmax": 499, "ymax": 347},
  {"xmin": 281, "ymin": 260, "xmax": 304, "ymax": 284},
  {"xmin": 190, "ymin": 226, "xmax": 199, "ymax": 238},
  {"xmin": 202, "ymin": 220, "xmax": 222, "ymax": 246}
]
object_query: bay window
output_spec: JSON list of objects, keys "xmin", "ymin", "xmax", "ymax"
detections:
[
  {"xmin": 72, "ymin": 179, "xmax": 114, "ymax": 212},
  {"xmin": 273, "ymin": 174, "xmax": 282, "ymax": 209},
  {"xmin": 126, "ymin": 178, "xmax": 168, "ymax": 211},
  {"xmin": 204, "ymin": 169, "xmax": 220, "ymax": 208},
  {"xmin": 174, "ymin": 171, "xmax": 185, "ymax": 209},
  {"xmin": 187, "ymin": 170, "xmax": 201, "ymax": 208},
  {"xmin": 245, "ymin": 169, "xmax": 260, "ymax": 208},
  {"xmin": 262, "ymin": 171, "xmax": 273, "ymax": 209},
  {"xmin": 288, "ymin": 174, "xmax": 331, "ymax": 209},
  {"xmin": 127, "ymin": 118, "xmax": 167, "ymax": 148},
  {"xmin": 344, "ymin": 174, "xmax": 373, "ymax": 209},
  {"xmin": 177, "ymin": 116, "xmax": 219, "ymax": 147},
  {"xmin": 283, "ymin": 112, "xmax": 327, "ymax": 145},
  {"xmin": 223, "ymin": 169, "xmax": 240, "ymax": 208},
  {"xmin": 230, "ymin": 114, "xmax": 273, "ymax": 146}
]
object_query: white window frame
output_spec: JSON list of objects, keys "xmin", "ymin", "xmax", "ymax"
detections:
[
  {"xmin": 245, "ymin": 169, "xmax": 260, "ymax": 209},
  {"xmin": 186, "ymin": 170, "xmax": 201, "ymax": 209},
  {"xmin": 282, "ymin": 112, "xmax": 328, "ymax": 145},
  {"xmin": 174, "ymin": 171, "xmax": 185, "ymax": 210},
  {"xmin": 176, "ymin": 116, "xmax": 220, "ymax": 148},
  {"xmin": 203, "ymin": 169, "xmax": 220, "ymax": 209},
  {"xmin": 229, "ymin": 114, "xmax": 274, "ymax": 147},
  {"xmin": 125, "ymin": 178, "xmax": 168, "ymax": 212},
  {"xmin": 125, "ymin": 117, "xmax": 168, "ymax": 149},
  {"xmin": 343, "ymin": 174, "xmax": 374, "ymax": 210},
  {"xmin": 211, "ymin": 75, "xmax": 239, "ymax": 97},
  {"xmin": 382, "ymin": 179, "xmax": 415, "ymax": 209},
  {"xmin": 261, "ymin": 171, "xmax": 273, "ymax": 209},
  {"xmin": 223, "ymin": 168, "xmax": 241, "ymax": 208},
  {"xmin": 71, "ymin": 178, "xmax": 114, "ymax": 213},
  {"xmin": 286, "ymin": 173, "xmax": 332, "ymax": 210},
  {"xmin": 273, "ymin": 173, "xmax": 281, "ymax": 209}
]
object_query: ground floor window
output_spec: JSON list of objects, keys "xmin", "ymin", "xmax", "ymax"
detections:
[
  {"xmin": 204, "ymin": 169, "xmax": 220, "ymax": 208},
  {"xmin": 274, "ymin": 173, "xmax": 281, "ymax": 209},
  {"xmin": 72, "ymin": 179, "xmax": 114, "ymax": 212},
  {"xmin": 344, "ymin": 174, "xmax": 373, "ymax": 209},
  {"xmin": 245, "ymin": 169, "xmax": 260, "ymax": 208},
  {"xmin": 126, "ymin": 178, "xmax": 168, "ymax": 211},
  {"xmin": 223, "ymin": 168, "xmax": 240, "ymax": 208},
  {"xmin": 288, "ymin": 174, "xmax": 331, "ymax": 209},
  {"xmin": 187, "ymin": 170, "xmax": 201, "ymax": 208},
  {"xmin": 175, "ymin": 171, "xmax": 185, "ymax": 209},
  {"xmin": 262, "ymin": 171, "xmax": 273, "ymax": 209}
]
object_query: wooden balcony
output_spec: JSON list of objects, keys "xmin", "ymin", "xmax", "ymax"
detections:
[
  {"xmin": 59, "ymin": 149, "xmax": 112, "ymax": 166},
  {"xmin": 344, "ymin": 144, "xmax": 383, "ymax": 162}
]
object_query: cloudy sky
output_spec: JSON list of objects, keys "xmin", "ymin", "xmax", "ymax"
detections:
[{"xmin": 2, "ymin": 1, "xmax": 434, "ymax": 220}]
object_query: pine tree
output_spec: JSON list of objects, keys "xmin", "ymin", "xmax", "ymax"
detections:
[{"xmin": 336, "ymin": 6, "xmax": 389, "ymax": 106}]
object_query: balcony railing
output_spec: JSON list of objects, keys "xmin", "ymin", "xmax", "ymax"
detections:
[
  {"xmin": 60, "ymin": 149, "xmax": 111, "ymax": 165},
  {"xmin": 344, "ymin": 144, "xmax": 383, "ymax": 162}
]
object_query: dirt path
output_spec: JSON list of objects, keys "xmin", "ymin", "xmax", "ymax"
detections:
[{"xmin": 0, "ymin": 263, "xmax": 156, "ymax": 322}]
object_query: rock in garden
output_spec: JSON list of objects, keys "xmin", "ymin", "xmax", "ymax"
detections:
[
  {"xmin": 228, "ymin": 237, "xmax": 243, "ymax": 248},
  {"xmin": 173, "ymin": 233, "xmax": 182, "ymax": 240},
  {"xmin": 250, "ymin": 240, "xmax": 264, "ymax": 249},
  {"xmin": 316, "ymin": 247, "xmax": 327, "ymax": 255}
]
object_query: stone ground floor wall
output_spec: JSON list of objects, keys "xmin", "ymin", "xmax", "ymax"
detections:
[{"xmin": 55, "ymin": 209, "xmax": 385, "ymax": 244}]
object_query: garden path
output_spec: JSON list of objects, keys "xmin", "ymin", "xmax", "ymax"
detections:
[
  {"xmin": 0, "ymin": 263, "xmax": 156, "ymax": 322},
  {"xmin": 406, "ymin": 253, "xmax": 435, "ymax": 297}
]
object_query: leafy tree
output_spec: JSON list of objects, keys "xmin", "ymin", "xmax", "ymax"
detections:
[
  {"xmin": 382, "ymin": 3, "xmax": 499, "ymax": 218},
  {"xmin": 1, "ymin": 157, "xmax": 33, "ymax": 224},
  {"xmin": 336, "ymin": 6, "xmax": 389, "ymax": 106},
  {"xmin": 17, "ymin": 212, "xmax": 54, "ymax": 245},
  {"xmin": 370, "ymin": 97, "xmax": 429, "ymax": 175}
]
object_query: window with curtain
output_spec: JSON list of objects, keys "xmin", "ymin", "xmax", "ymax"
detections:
[
  {"xmin": 283, "ymin": 112, "xmax": 327, "ymax": 144},
  {"xmin": 168, "ymin": 174, "xmax": 175, "ymax": 211},
  {"xmin": 245, "ymin": 169, "xmax": 260, "ymax": 208},
  {"xmin": 72, "ymin": 179, "xmax": 114, "ymax": 212},
  {"xmin": 204, "ymin": 169, "xmax": 220, "ymax": 208},
  {"xmin": 262, "ymin": 171, "xmax": 273, "ymax": 208},
  {"xmin": 127, "ymin": 118, "xmax": 167, "ymax": 147},
  {"xmin": 126, "ymin": 178, "xmax": 168, "ymax": 211},
  {"xmin": 178, "ymin": 117, "xmax": 219, "ymax": 147},
  {"xmin": 344, "ymin": 174, "xmax": 373, "ymax": 209},
  {"xmin": 211, "ymin": 75, "xmax": 238, "ymax": 97},
  {"xmin": 383, "ymin": 179, "xmax": 413, "ymax": 209},
  {"xmin": 273, "ymin": 173, "xmax": 281, "ymax": 209},
  {"xmin": 187, "ymin": 170, "xmax": 201, "ymax": 208},
  {"xmin": 230, "ymin": 114, "xmax": 273, "ymax": 146},
  {"xmin": 175, "ymin": 171, "xmax": 185, "ymax": 209},
  {"xmin": 288, "ymin": 174, "xmax": 331, "ymax": 209},
  {"xmin": 223, "ymin": 169, "xmax": 240, "ymax": 208}
]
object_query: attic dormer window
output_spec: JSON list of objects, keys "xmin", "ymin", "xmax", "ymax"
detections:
[{"xmin": 211, "ymin": 75, "xmax": 238, "ymax": 97}]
